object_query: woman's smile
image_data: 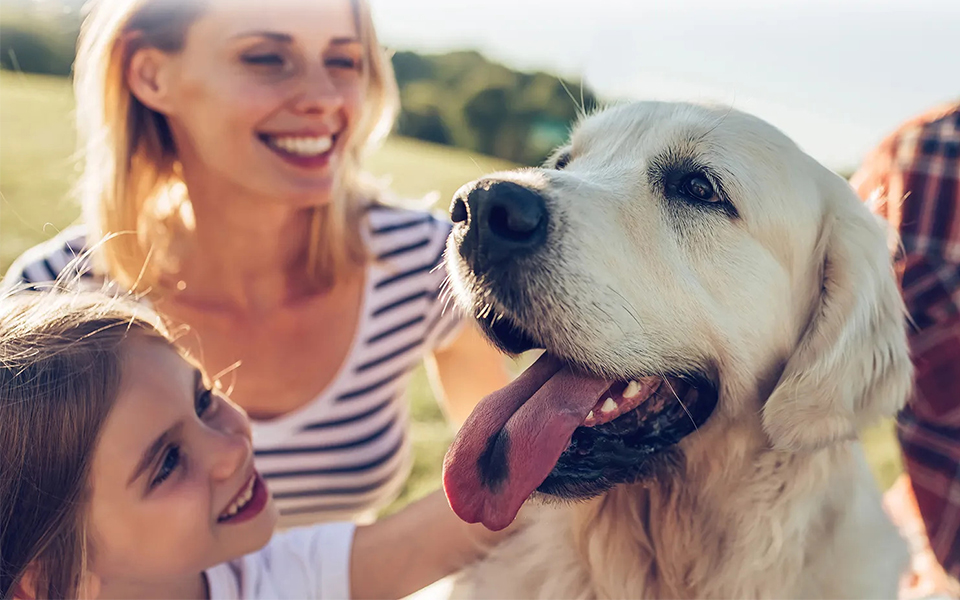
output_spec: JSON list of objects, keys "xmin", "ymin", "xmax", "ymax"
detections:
[{"xmin": 257, "ymin": 130, "xmax": 340, "ymax": 170}]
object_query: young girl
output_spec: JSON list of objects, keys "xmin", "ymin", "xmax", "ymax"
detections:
[{"xmin": 0, "ymin": 291, "xmax": 512, "ymax": 600}]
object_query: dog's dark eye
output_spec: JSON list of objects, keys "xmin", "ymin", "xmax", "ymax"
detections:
[
  {"xmin": 680, "ymin": 173, "xmax": 718, "ymax": 203},
  {"xmin": 553, "ymin": 152, "xmax": 571, "ymax": 170}
]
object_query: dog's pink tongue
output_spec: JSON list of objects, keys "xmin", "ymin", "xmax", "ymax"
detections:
[{"xmin": 443, "ymin": 353, "xmax": 613, "ymax": 530}]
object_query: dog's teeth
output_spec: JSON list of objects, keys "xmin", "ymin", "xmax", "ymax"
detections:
[
  {"xmin": 586, "ymin": 410, "xmax": 595, "ymax": 421},
  {"xmin": 601, "ymin": 397, "xmax": 618, "ymax": 413},
  {"xmin": 623, "ymin": 380, "xmax": 641, "ymax": 398}
]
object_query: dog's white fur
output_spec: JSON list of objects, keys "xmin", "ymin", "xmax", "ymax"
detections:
[{"xmin": 447, "ymin": 102, "xmax": 912, "ymax": 599}]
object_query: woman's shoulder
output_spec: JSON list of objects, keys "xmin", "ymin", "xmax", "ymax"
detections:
[{"xmin": 1, "ymin": 225, "xmax": 94, "ymax": 291}]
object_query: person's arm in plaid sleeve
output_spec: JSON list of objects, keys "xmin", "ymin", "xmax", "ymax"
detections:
[{"xmin": 852, "ymin": 102, "xmax": 960, "ymax": 596}]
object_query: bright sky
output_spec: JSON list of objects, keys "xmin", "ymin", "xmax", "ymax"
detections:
[{"xmin": 369, "ymin": 0, "xmax": 959, "ymax": 171}]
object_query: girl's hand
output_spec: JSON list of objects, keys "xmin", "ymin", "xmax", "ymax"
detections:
[{"xmin": 350, "ymin": 489, "xmax": 523, "ymax": 600}]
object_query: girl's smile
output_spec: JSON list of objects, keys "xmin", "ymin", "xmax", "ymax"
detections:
[{"xmin": 217, "ymin": 472, "xmax": 269, "ymax": 524}]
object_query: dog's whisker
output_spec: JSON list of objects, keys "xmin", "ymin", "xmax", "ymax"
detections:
[
  {"xmin": 468, "ymin": 156, "xmax": 486, "ymax": 178},
  {"xmin": 657, "ymin": 367, "xmax": 700, "ymax": 434},
  {"xmin": 700, "ymin": 102, "xmax": 736, "ymax": 141},
  {"xmin": 607, "ymin": 287, "xmax": 643, "ymax": 330},
  {"xmin": 558, "ymin": 77, "xmax": 584, "ymax": 119},
  {"xmin": 595, "ymin": 303, "xmax": 628, "ymax": 336}
]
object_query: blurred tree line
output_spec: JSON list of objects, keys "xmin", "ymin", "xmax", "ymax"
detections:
[
  {"xmin": 393, "ymin": 50, "xmax": 598, "ymax": 165},
  {"xmin": 1, "ymin": 2, "xmax": 599, "ymax": 165}
]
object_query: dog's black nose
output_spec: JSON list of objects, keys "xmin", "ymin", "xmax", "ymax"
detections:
[{"xmin": 450, "ymin": 179, "xmax": 548, "ymax": 269}]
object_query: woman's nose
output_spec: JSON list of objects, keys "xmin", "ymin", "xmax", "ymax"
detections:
[{"xmin": 294, "ymin": 65, "xmax": 345, "ymax": 115}]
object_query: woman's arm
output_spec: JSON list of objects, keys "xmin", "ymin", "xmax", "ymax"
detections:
[
  {"xmin": 349, "ymin": 490, "xmax": 514, "ymax": 600},
  {"xmin": 425, "ymin": 322, "xmax": 513, "ymax": 427}
]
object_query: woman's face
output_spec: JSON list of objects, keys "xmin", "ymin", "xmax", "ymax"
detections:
[{"xmin": 135, "ymin": 0, "xmax": 365, "ymax": 208}]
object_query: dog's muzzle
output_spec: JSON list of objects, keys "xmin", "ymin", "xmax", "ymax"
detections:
[{"xmin": 450, "ymin": 179, "xmax": 548, "ymax": 274}]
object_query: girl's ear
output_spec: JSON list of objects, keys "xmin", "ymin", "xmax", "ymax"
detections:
[
  {"xmin": 10, "ymin": 564, "xmax": 38, "ymax": 600},
  {"xmin": 10, "ymin": 565, "xmax": 101, "ymax": 600},
  {"xmin": 78, "ymin": 571, "xmax": 102, "ymax": 600},
  {"xmin": 126, "ymin": 38, "xmax": 177, "ymax": 115}
]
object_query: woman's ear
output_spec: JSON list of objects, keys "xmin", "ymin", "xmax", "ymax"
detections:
[{"xmin": 126, "ymin": 40, "xmax": 176, "ymax": 115}]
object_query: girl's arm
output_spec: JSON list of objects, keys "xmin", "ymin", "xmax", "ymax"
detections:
[
  {"xmin": 350, "ymin": 489, "xmax": 516, "ymax": 600},
  {"xmin": 426, "ymin": 322, "xmax": 514, "ymax": 427}
]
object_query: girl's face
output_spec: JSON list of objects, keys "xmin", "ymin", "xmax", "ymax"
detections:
[
  {"xmin": 86, "ymin": 335, "xmax": 278, "ymax": 587},
  {"xmin": 133, "ymin": 0, "xmax": 365, "ymax": 208}
]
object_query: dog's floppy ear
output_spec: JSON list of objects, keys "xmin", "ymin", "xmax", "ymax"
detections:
[{"xmin": 762, "ymin": 174, "xmax": 913, "ymax": 451}]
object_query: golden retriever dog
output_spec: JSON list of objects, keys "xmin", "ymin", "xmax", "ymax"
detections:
[{"xmin": 441, "ymin": 101, "xmax": 912, "ymax": 599}]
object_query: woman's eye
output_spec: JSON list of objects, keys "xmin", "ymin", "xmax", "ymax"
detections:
[
  {"xmin": 196, "ymin": 388, "xmax": 215, "ymax": 417},
  {"xmin": 680, "ymin": 173, "xmax": 719, "ymax": 203},
  {"xmin": 326, "ymin": 56, "xmax": 360, "ymax": 70},
  {"xmin": 242, "ymin": 54, "xmax": 285, "ymax": 67},
  {"xmin": 151, "ymin": 446, "xmax": 180, "ymax": 487}
]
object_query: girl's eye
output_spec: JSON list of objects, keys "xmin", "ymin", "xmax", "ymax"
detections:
[
  {"xmin": 196, "ymin": 388, "xmax": 215, "ymax": 418},
  {"xmin": 151, "ymin": 446, "xmax": 180, "ymax": 488}
]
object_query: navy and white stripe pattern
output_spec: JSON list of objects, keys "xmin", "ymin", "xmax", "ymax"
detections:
[
  {"xmin": 1, "ymin": 226, "xmax": 96, "ymax": 292},
  {"xmin": 1, "ymin": 207, "xmax": 464, "ymax": 526}
]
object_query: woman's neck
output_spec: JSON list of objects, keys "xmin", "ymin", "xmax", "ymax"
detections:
[{"xmin": 164, "ymin": 184, "xmax": 324, "ymax": 314}]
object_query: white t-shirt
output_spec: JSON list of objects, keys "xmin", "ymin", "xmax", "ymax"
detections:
[{"xmin": 204, "ymin": 522, "xmax": 356, "ymax": 599}]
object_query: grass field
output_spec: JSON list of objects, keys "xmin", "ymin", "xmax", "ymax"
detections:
[{"xmin": 0, "ymin": 71, "xmax": 901, "ymax": 512}]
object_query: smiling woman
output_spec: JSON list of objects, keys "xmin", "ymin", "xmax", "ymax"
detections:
[{"xmin": 2, "ymin": 0, "xmax": 512, "ymax": 528}]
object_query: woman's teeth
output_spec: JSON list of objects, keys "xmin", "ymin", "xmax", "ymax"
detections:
[
  {"xmin": 265, "ymin": 135, "xmax": 333, "ymax": 156},
  {"xmin": 220, "ymin": 476, "xmax": 256, "ymax": 520}
]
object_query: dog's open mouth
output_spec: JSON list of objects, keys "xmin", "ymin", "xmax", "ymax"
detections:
[{"xmin": 443, "ymin": 313, "xmax": 717, "ymax": 531}]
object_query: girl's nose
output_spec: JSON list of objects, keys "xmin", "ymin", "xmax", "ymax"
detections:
[{"xmin": 207, "ymin": 429, "xmax": 251, "ymax": 482}]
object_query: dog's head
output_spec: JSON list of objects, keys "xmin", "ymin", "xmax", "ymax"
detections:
[{"xmin": 442, "ymin": 101, "xmax": 912, "ymax": 531}]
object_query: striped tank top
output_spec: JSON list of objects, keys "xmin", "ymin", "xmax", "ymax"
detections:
[{"xmin": 2, "ymin": 204, "xmax": 463, "ymax": 526}]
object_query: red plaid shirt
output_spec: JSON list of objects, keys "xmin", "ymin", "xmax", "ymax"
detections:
[{"xmin": 851, "ymin": 101, "xmax": 960, "ymax": 580}]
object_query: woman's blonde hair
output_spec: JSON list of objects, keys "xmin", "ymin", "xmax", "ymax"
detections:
[
  {"xmin": 73, "ymin": 0, "xmax": 400, "ymax": 291},
  {"xmin": 0, "ymin": 291, "xmax": 170, "ymax": 599}
]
